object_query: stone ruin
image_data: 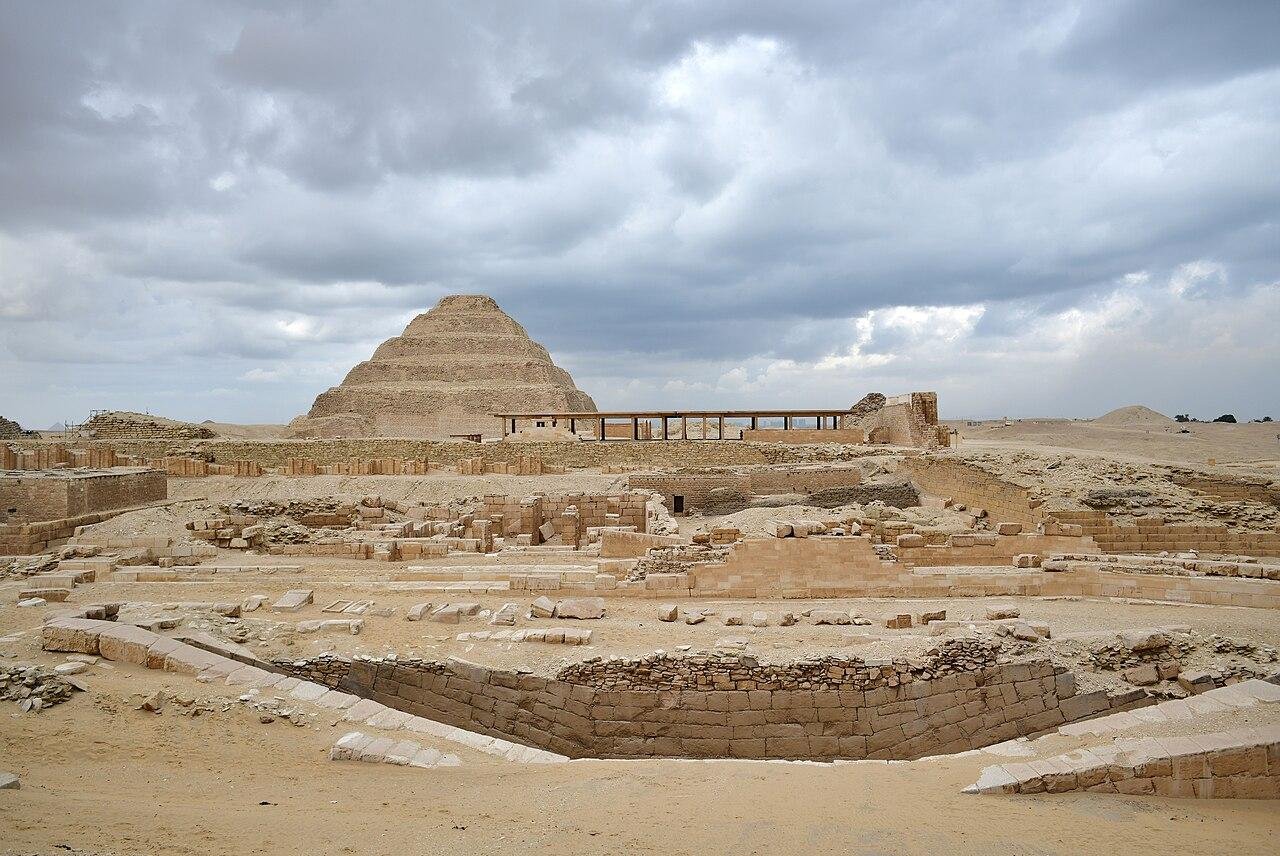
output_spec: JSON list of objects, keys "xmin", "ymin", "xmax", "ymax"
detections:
[{"xmin": 289, "ymin": 294, "xmax": 596, "ymax": 439}]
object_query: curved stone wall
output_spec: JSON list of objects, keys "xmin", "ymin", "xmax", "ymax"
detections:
[{"xmin": 277, "ymin": 641, "xmax": 1143, "ymax": 761}]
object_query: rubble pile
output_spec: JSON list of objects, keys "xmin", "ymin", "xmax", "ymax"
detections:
[
  {"xmin": 556, "ymin": 639, "xmax": 1006, "ymax": 692},
  {"xmin": 1, "ymin": 664, "xmax": 79, "ymax": 712}
]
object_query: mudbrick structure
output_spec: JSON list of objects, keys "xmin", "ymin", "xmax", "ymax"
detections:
[{"xmin": 291, "ymin": 294, "xmax": 596, "ymax": 439}]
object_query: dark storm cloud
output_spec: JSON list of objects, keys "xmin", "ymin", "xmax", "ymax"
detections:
[{"xmin": 1, "ymin": 0, "xmax": 1278, "ymax": 427}]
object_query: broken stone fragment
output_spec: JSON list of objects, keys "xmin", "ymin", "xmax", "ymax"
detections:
[
  {"xmin": 748, "ymin": 611, "xmax": 769, "ymax": 627},
  {"xmin": 489, "ymin": 603, "xmax": 519, "ymax": 626},
  {"xmin": 1118, "ymin": 629, "xmax": 1169, "ymax": 653},
  {"xmin": 529, "ymin": 596, "xmax": 556, "ymax": 619},
  {"xmin": 1122, "ymin": 664, "xmax": 1160, "ymax": 686},
  {"xmin": 657, "ymin": 605, "xmax": 678, "ymax": 622},
  {"xmin": 553, "ymin": 597, "xmax": 605, "ymax": 620},
  {"xmin": 0, "ymin": 772, "xmax": 19, "ymax": 790},
  {"xmin": 811, "ymin": 610, "xmax": 851, "ymax": 625},
  {"xmin": 985, "ymin": 606, "xmax": 1020, "ymax": 620}
]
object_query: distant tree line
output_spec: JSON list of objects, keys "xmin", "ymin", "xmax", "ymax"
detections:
[{"xmin": 1174, "ymin": 413, "xmax": 1272, "ymax": 423}]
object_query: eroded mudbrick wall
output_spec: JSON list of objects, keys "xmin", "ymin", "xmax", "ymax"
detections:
[{"xmin": 902, "ymin": 458, "xmax": 1044, "ymax": 526}]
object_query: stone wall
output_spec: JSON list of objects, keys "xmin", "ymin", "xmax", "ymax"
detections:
[
  {"xmin": 1171, "ymin": 474, "xmax": 1280, "ymax": 507},
  {"xmin": 0, "ymin": 468, "xmax": 166, "ymax": 525},
  {"xmin": 8, "ymin": 437, "xmax": 878, "ymax": 470},
  {"xmin": 902, "ymin": 458, "xmax": 1044, "ymax": 527},
  {"xmin": 740, "ymin": 428, "xmax": 866, "ymax": 444},
  {"xmin": 276, "ymin": 641, "xmax": 1141, "ymax": 761},
  {"xmin": 631, "ymin": 465, "xmax": 866, "ymax": 515},
  {"xmin": 1051, "ymin": 510, "xmax": 1280, "ymax": 558},
  {"xmin": 481, "ymin": 492, "xmax": 648, "ymax": 538}
]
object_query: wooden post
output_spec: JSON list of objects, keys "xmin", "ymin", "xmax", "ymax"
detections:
[
  {"xmin": 632, "ymin": 417, "xmax": 639, "ymax": 440},
  {"xmin": 682, "ymin": 416, "xmax": 688, "ymax": 440},
  {"xmin": 718, "ymin": 416, "xmax": 725, "ymax": 439},
  {"xmin": 600, "ymin": 418, "xmax": 606, "ymax": 441}
]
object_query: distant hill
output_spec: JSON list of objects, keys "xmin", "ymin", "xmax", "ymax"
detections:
[{"xmin": 1093, "ymin": 405, "xmax": 1174, "ymax": 427}]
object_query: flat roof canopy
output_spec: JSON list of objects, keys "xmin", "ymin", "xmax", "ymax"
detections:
[{"xmin": 493, "ymin": 409, "xmax": 849, "ymax": 419}]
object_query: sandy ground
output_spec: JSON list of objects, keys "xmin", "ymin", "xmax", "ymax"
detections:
[
  {"xmin": 2, "ymin": 656, "xmax": 1277, "ymax": 856},
  {"xmin": 953, "ymin": 418, "xmax": 1280, "ymax": 466},
  {"xmin": 5, "ymin": 413, "xmax": 1280, "ymax": 853}
]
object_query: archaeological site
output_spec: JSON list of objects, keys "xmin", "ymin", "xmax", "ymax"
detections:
[
  {"xmin": 4, "ymin": 289, "xmax": 1280, "ymax": 854},
  {"xmin": 4, "ymin": 5, "xmax": 1279, "ymax": 853}
]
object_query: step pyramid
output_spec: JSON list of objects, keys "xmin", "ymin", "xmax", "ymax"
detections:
[{"xmin": 291, "ymin": 295, "xmax": 596, "ymax": 438}]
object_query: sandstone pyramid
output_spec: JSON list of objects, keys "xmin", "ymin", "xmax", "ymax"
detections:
[{"xmin": 290, "ymin": 295, "xmax": 596, "ymax": 438}]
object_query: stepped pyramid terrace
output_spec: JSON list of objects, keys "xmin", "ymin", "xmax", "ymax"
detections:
[{"xmin": 289, "ymin": 294, "xmax": 597, "ymax": 439}]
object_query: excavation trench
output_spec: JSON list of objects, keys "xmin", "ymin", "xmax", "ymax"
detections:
[{"xmin": 273, "ymin": 643, "xmax": 1131, "ymax": 761}]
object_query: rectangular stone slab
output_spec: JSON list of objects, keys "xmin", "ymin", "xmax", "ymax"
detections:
[{"xmin": 271, "ymin": 589, "xmax": 314, "ymax": 612}]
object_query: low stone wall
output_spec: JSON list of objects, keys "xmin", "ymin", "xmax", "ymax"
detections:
[
  {"xmin": 276, "ymin": 641, "xmax": 1140, "ymax": 761},
  {"xmin": 8, "ymin": 438, "xmax": 873, "ymax": 470},
  {"xmin": 600, "ymin": 530, "xmax": 683, "ymax": 558},
  {"xmin": 740, "ymin": 428, "xmax": 866, "ymax": 444},
  {"xmin": 1050, "ymin": 510, "xmax": 1280, "ymax": 558},
  {"xmin": 967, "ymin": 721, "xmax": 1280, "ymax": 798}
]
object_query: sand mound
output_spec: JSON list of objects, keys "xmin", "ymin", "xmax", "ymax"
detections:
[{"xmin": 1093, "ymin": 405, "xmax": 1174, "ymax": 427}]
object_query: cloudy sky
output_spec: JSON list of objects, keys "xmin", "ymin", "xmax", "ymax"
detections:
[{"xmin": 2, "ymin": 1, "xmax": 1278, "ymax": 428}]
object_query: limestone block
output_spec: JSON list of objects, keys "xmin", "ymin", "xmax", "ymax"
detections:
[
  {"xmin": 779, "ymin": 612, "xmax": 798, "ymax": 627},
  {"xmin": 997, "ymin": 523, "xmax": 1022, "ymax": 535},
  {"xmin": 554, "ymin": 597, "xmax": 605, "ymax": 620},
  {"xmin": 429, "ymin": 605, "xmax": 461, "ymax": 624},
  {"xmin": 529, "ymin": 596, "xmax": 557, "ymax": 618},
  {"xmin": 658, "ymin": 605, "xmax": 678, "ymax": 622},
  {"xmin": 723, "ymin": 613, "xmax": 743, "ymax": 626},
  {"xmin": 896, "ymin": 534, "xmax": 925, "ymax": 547},
  {"xmin": 97, "ymin": 624, "xmax": 160, "ymax": 665},
  {"xmin": 885, "ymin": 614, "xmax": 913, "ymax": 629},
  {"xmin": 271, "ymin": 589, "xmax": 314, "ymax": 612},
  {"xmin": 489, "ymin": 603, "xmax": 519, "ymax": 625},
  {"xmin": 985, "ymin": 606, "xmax": 1020, "ymax": 620},
  {"xmin": 41, "ymin": 618, "xmax": 104, "ymax": 655},
  {"xmin": 749, "ymin": 611, "xmax": 769, "ymax": 627},
  {"xmin": 811, "ymin": 610, "xmax": 851, "ymax": 625},
  {"xmin": 406, "ymin": 602, "xmax": 433, "ymax": 621}
]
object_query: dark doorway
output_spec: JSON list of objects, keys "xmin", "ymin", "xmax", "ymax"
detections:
[{"xmin": 673, "ymin": 495, "xmax": 685, "ymax": 514}]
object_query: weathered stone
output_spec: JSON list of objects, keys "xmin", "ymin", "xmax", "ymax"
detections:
[
  {"xmin": 529, "ymin": 596, "xmax": 557, "ymax": 619},
  {"xmin": 657, "ymin": 604, "xmax": 678, "ymax": 622},
  {"xmin": 271, "ymin": 589, "xmax": 314, "ymax": 613},
  {"xmin": 554, "ymin": 597, "xmax": 605, "ymax": 620}
]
